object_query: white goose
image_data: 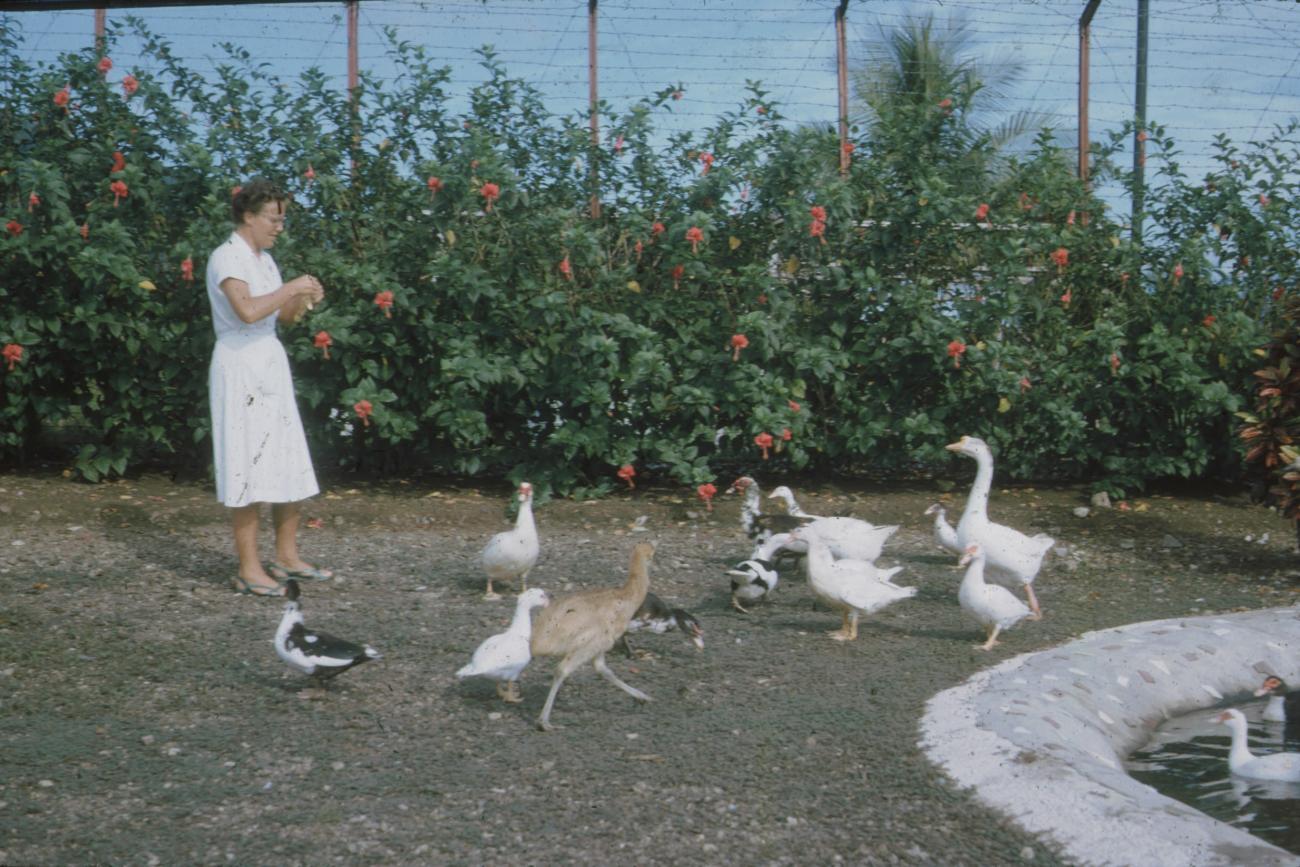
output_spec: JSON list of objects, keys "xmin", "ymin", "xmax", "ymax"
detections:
[
  {"xmin": 1215, "ymin": 708, "xmax": 1300, "ymax": 782},
  {"xmin": 767, "ymin": 484, "xmax": 900, "ymax": 561},
  {"xmin": 924, "ymin": 503, "xmax": 961, "ymax": 554},
  {"xmin": 790, "ymin": 525, "xmax": 915, "ymax": 642},
  {"xmin": 726, "ymin": 532, "xmax": 791, "ymax": 612},
  {"xmin": 481, "ymin": 481, "xmax": 540, "ymax": 600},
  {"xmin": 457, "ymin": 587, "xmax": 550, "ymax": 702},
  {"xmin": 946, "ymin": 436, "xmax": 1054, "ymax": 618},
  {"xmin": 957, "ymin": 543, "xmax": 1032, "ymax": 651},
  {"xmin": 767, "ymin": 485, "xmax": 816, "ymax": 518}
]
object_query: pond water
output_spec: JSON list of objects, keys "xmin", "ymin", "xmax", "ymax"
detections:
[{"xmin": 1125, "ymin": 700, "xmax": 1300, "ymax": 856}]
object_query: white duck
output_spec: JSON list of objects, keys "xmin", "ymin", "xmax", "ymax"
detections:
[
  {"xmin": 481, "ymin": 481, "xmax": 540, "ymax": 600},
  {"xmin": 767, "ymin": 485, "xmax": 816, "ymax": 518},
  {"xmin": 275, "ymin": 579, "xmax": 382, "ymax": 682},
  {"xmin": 1215, "ymin": 708, "xmax": 1300, "ymax": 781},
  {"xmin": 726, "ymin": 532, "xmax": 791, "ymax": 612},
  {"xmin": 957, "ymin": 544, "xmax": 1032, "ymax": 651},
  {"xmin": 790, "ymin": 525, "xmax": 914, "ymax": 642},
  {"xmin": 457, "ymin": 587, "xmax": 550, "ymax": 702},
  {"xmin": 767, "ymin": 484, "xmax": 900, "ymax": 561},
  {"xmin": 946, "ymin": 436, "xmax": 1054, "ymax": 618},
  {"xmin": 924, "ymin": 503, "xmax": 961, "ymax": 554}
]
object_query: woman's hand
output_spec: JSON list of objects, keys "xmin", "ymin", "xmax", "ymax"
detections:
[{"xmin": 281, "ymin": 274, "xmax": 325, "ymax": 322}]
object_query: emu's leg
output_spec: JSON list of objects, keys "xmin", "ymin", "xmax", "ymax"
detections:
[
  {"xmin": 592, "ymin": 653, "xmax": 650, "ymax": 703},
  {"xmin": 536, "ymin": 660, "xmax": 577, "ymax": 731}
]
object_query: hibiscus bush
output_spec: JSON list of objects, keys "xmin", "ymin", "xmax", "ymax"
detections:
[{"xmin": 1, "ymin": 18, "xmax": 1296, "ymax": 496}]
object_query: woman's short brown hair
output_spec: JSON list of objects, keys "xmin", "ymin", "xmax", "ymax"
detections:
[{"xmin": 231, "ymin": 178, "xmax": 289, "ymax": 224}]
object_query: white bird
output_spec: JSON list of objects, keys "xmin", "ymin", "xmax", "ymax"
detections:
[
  {"xmin": 765, "ymin": 483, "xmax": 900, "ymax": 562},
  {"xmin": 946, "ymin": 436, "xmax": 1054, "ymax": 618},
  {"xmin": 457, "ymin": 587, "xmax": 550, "ymax": 702},
  {"xmin": 726, "ymin": 532, "xmax": 791, "ymax": 612},
  {"xmin": 275, "ymin": 579, "xmax": 381, "ymax": 682},
  {"xmin": 481, "ymin": 481, "xmax": 540, "ymax": 600},
  {"xmin": 767, "ymin": 485, "xmax": 817, "ymax": 518},
  {"xmin": 957, "ymin": 544, "xmax": 1032, "ymax": 651},
  {"xmin": 924, "ymin": 503, "xmax": 961, "ymax": 554},
  {"xmin": 726, "ymin": 476, "xmax": 813, "ymax": 543},
  {"xmin": 1215, "ymin": 708, "xmax": 1300, "ymax": 782},
  {"xmin": 791, "ymin": 525, "xmax": 915, "ymax": 642}
]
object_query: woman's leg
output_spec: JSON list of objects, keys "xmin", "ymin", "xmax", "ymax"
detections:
[
  {"xmin": 271, "ymin": 502, "xmax": 332, "ymax": 578},
  {"xmin": 232, "ymin": 503, "xmax": 280, "ymax": 592}
]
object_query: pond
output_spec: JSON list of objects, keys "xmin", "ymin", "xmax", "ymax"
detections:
[{"xmin": 1126, "ymin": 698, "xmax": 1300, "ymax": 856}]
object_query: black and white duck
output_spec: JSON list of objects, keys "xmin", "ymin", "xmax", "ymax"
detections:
[
  {"xmin": 274, "ymin": 579, "xmax": 381, "ymax": 682},
  {"xmin": 1256, "ymin": 675, "xmax": 1300, "ymax": 725},
  {"xmin": 617, "ymin": 591, "xmax": 704, "ymax": 657}
]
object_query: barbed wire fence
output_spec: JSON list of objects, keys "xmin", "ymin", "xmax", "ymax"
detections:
[{"xmin": 6, "ymin": 0, "xmax": 1300, "ymax": 194}]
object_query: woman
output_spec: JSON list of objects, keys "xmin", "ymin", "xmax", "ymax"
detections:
[{"xmin": 206, "ymin": 179, "xmax": 331, "ymax": 596}]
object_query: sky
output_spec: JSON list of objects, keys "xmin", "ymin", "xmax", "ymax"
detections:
[{"xmin": 5, "ymin": 0, "xmax": 1300, "ymax": 215}]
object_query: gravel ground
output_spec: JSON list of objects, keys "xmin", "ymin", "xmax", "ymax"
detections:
[{"xmin": 2, "ymin": 470, "xmax": 1298, "ymax": 866}]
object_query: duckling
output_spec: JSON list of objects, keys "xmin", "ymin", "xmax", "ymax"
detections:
[
  {"xmin": 617, "ymin": 592, "xmax": 704, "ymax": 657},
  {"xmin": 275, "ymin": 579, "xmax": 381, "ymax": 683},
  {"xmin": 457, "ymin": 587, "xmax": 550, "ymax": 702}
]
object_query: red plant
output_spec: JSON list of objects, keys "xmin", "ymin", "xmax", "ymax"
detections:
[
  {"xmin": 2, "ymin": 343, "xmax": 22, "ymax": 371},
  {"xmin": 730, "ymin": 333, "xmax": 748, "ymax": 361},
  {"xmin": 1203, "ymin": 314, "xmax": 1216, "ymax": 327},
  {"xmin": 841, "ymin": 141, "xmax": 855, "ymax": 157},
  {"xmin": 110, "ymin": 179, "xmax": 128, "ymax": 207},
  {"xmin": 374, "ymin": 290, "xmax": 394, "ymax": 318},
  {"xmin": 696, "ymin": 482, "xmax": 717, "ymax": 512},
  {"xmin": 1137, "ymin": 130, "xmax": 1149, "ymax": 142},
  {"xmin": 809, "ymin": 205, "xmax": 826, "ymax": 222},
  {"xmin": 809, "ymin": 220, "xmax": 826, "ymax": 243},
  {"xmin": 788, "ymin": 400, "xmax": 801, "ymax": 413},
  {"xmin": 121, "ymin": 74, "xmax": 138, "ymax": 96},
  {"xmin": 1019, "ymin": 376, "xmax": 1032, "ymax": 392},
  {"xmin": 5, "ymin": 220, "xmax": 22, "ymax": 237},
  {"xmin": 671, "ymin": 264, "xmax": 684, "ymax": 290},
  {"xmin": 304, "ymin": 164, "xmax": 316, "ymax": 182},
  {"xmin": 651, "ymin": 221, "xmax": 665, "ymax": 239},
  {"xmin": 1060, "ymin": 288, "xmax": 1072, "ymax": 307},
  {"xmin": 975, "ymin": 202, "xmax": 989, "ymax": 222},
  {"xmin": 111, "ymin": 151, "xmax": 126, "ymax": 173},
  {"xmin": 1051, "ymin": 247, "xmax": 1069, "ymax": 271},
  {"xmin": 26, "ymin": 192, "xmax": 39, "ymax": 212},
  {"xmin": 947, "ymin": 339, "xmax": 966, "ymax": 368},
  {"xmin": 480, "ymin": 182, "xmax": 500, "ymax": 212},
  {"xmin": 634, "ymin": 240, "xmax": 643, "ymax": 259},
  {"xmin": 1019, "ymin": 192, "xmax": 1032, "ymax": 211},
  {"xmin": 78, "ymin": 223, "xmax": 88, "ymax": 241},
  {"xmin": 53, "ymin": 87, "xmax": 69, "ymax": 110},
  {"xmin": 699, "ymin": 152, "xmax": 714, "ymax": 175},
  {"xmin": 353, "ymin": 400, "xmax": 373, "ymax": 427},
  {"xmin": 1173, "ymin": 263, "xmax": 1184, "ymax": 284},
  {"xmin": 1259, "ymin": 193, "xmax": 1271, "ymax": 207},
  {"xmin": 314, "ymin": 330, "xmax": 332, "ymax": 360},
  {"xmin": 754, "ymin": 432, "xmax": 773, "ymax": 460},
  {"xmin": 97, "ymin": 56, "xmax": 113, "ymax": 75},
  {"xmin": 427, "ymin": 176, "xmax": 442, "ymax": 196},
  {"xmin": 558, "ymin": 255, "xmax": 573, "ymax": 280},
  {"xmin": 938, "ymin": 97, "xmax": 953, "ymax": 112},
  {"xmin": 1110, "ymin": 352, "xmax": 1121, "ymax": 375},
  {"xmin": 180, "ymin": 257, "xmax": 194, "ymax": 283},
  {"xmin": 686, "ymin": 226, "xmax": 703, "ymax": 254},
  {"xmin": 781, "ymin": 428, "xmax": 792, "ymax": 442},
  {"xmin": 617, "ymin": 464, "xmax": 636, "ymax": 489}
]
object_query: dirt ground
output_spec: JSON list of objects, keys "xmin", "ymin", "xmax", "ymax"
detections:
[{"xmin": 2, "ymin": 468, "xmax": 1298, "ymax": 866}]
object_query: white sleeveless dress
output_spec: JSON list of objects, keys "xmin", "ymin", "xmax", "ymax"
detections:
[{"xmin": 206, "ymin": 232, "xmax": 319, "ymax": 507}]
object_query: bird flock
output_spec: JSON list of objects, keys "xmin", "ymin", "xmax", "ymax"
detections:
[{"xmin": 265, "ymin": 434, "xmax": 1298, "ymax": 762}]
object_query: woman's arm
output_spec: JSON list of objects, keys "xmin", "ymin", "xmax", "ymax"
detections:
[{"xmin": 219, "ymin": 274, "xmax": 323, "ymax": 325}]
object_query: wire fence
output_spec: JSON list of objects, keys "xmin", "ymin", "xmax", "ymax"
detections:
[{"xmin": 6, "ymin": 0, "xmax": 1300, "ymax": 187}]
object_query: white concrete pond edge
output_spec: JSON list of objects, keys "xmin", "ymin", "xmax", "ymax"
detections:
[{"xmin": 920, "ymin": 607, "xmax": 1300, "ymax": 867}]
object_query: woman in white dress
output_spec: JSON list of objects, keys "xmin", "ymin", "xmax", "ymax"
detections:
[{"xmin": 206, "ymin": 179, "xmax": 330, "ymax": 596}]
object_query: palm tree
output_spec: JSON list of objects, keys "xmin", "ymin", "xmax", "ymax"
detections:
[{"xmin": 852, "ymin": 11, "xmax": 1053, "ymax": 168}]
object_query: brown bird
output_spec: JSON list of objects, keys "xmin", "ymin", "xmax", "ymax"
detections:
[{"xmin": 529, "ymin": 542, "xmax": 655, "ymax": 731}]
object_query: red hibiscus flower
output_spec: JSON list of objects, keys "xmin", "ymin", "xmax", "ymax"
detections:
[
  {"xmin": 617, "ymin": 464, "xmax": 636, "ymax": 489},
  {"xmin": 1110, "ymin": 353, "xmax": 1121, "ymax": 375},
  {"xmin": 480, "ymin": 181, "xmax": 500, "ymax": 212},
  {"xmin": 374, "ymin": 290, "xmax": 394, "ymax": 318},
  {"xmin": 353, "ymin": 400, "xmax": 373, "ymax": 427},
  {"xmin": 671, "ymin": 264, "xmax": 684, "ymax": 290},
  {"xmin": 651, "ymin": 221, "xmax": 665, "ymax": 239},
  {"xmin": 53, "ymin": 86, "xmax": 70, "ymax": 111},
  {"xmin": 559, "ymin": 255, "xmax": 573, "ymax": 281},
  {"xmin": 27, "ymin": 192, "xmax": 39, "ymax": 212},
  {"xmin": 1051, "ymin": 247, "xmax": 1069, "ymax": 271},
  {"xmin": 685, "ymin": 226, "xmax": 703, "ymax": 254},
  {"xmin": 1202, "ymin": 314, "xmax": 1216, "ymax": 327},
  {"xmin": 2, "ymin": 343, "xmax": 22, "ymax": 371},
  {"xmin": 97, "ymin": 56, "xmax": 113, "ymax": 75},
  {"xmin": 754, "ymin": 432, "xmax": 774, "ymax": 460},
  {"xmin": 121, "ymin": 74, "xmax": 138, "ymax": 96},
  {"xmin": 79, "ymin": 223, "xmax": 89, "ymax": 241},
  {"xmin": 699, "ymin": 152, "xmax": 714, "ymax": 175},
  {"xmin": 427, "ymin": 176, "xmax": 442, "ymax": 196},
  {"xmin": 938, "ymin": 97, "xmax": 953, "ymax": 111},
  {"xmin": 697, "ymin": 482, "xmax": 717, "ymax": 512},
  {"xmin": 634, "ymin": 240, "xmax": 643, "ymax": 259},
  {"xmin": 730, "ymin": 333, "xmax": 748, "ymax": 361},
  {"xmin": 947, "ymin": 339, "xmax": 966, "ymax": 369},
  {"xmin": 1019, "ymin": 376, "xmax": 1032, "ymax": 392},
  {"xmin": 110, "ymin": 179, "xmax": 128, "ymax": 207},
  {"xmin": 975, "ymin": 202, "xmax": 989, "ymax": 222},
  {"xmin": 781, "ymin": 428, "xmax": 792, "ymax": 442},
  {"xmin": 1173, "ymin": 263, "xmax": 1184, "ymax": 284},
  {"xmin": 1019, "ymin": 192, "xmax": 1032, "ymax": 211},
  {"xmin": 314, "ymin": 331, "xmax": 332, "ymax": 360},
  {"xmin": 180, "ymin": 257, "xmax": 194, "ymax": 282},
  {"xmin": 809, "ymin": 220, "xmax": 826, "ymax": 243},
  {"xmin": 6, "ymin": 220, "xmax": 22, "ymax": 237},
  {"xmin": 304, "ymin": 164, "xmax": 316, "ymax": 182},
  {"xmin": 841, "ymin": 141, "xmax": 855, "ymax": 157},
  {"xmin": 1060, "ymin": 288, "xmax": 1072, "ymax": 307},
  {"xmin": 810, "ymin": 205, "xmax": 827, "ymax": 223},
  {"xmin": 111, "ymin": 151, "xmax": 126, "ymax": 173},
  {"xmin": 788, "ymin": 400, "xmax": 801, "ymax": 413}
]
